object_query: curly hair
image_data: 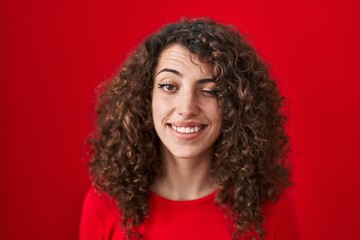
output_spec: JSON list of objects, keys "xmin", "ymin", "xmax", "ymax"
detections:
[{"xmin": 89, "ymin": 18, "xmax": 291, "ymax": 240}]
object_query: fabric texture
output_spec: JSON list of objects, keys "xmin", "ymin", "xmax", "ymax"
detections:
[{"xmin": 79, "ymin": 187, "xmax": 298, "ymax": 240}]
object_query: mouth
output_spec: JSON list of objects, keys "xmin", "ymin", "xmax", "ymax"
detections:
[{"xmin": 167, "ymin": 124, "xmax": 206, "ymax": 134}]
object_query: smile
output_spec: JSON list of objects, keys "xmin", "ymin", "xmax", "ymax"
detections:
[{"xmin": 170, "ymin": 124, "xmax": 204, "ymax": 134}]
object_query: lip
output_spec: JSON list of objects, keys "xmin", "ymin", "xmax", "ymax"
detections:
[{"xmin": 166, "ymin": 121, "xmax": 207, "ymax": 140}]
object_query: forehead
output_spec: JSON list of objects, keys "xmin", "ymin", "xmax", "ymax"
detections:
[{"xmin": 155, "ymin": 44, "xmax": 212, "ymax": 76}]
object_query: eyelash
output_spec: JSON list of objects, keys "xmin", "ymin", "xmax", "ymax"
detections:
[
  {"xmin": 158, "ymin": 83, "xmax": 219, "ymax": 96},
  {"xmin": 200, "ymin": 89, "xmax": 220, "ymax": 96},
  {"xmin": 158, "ymin": 83, "xmax": 177, "ymax": 92}
]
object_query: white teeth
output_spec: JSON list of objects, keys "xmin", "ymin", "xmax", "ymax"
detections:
[{"xmin": 171, "ymin": 125, "xmax": 201, "ymax": 134}]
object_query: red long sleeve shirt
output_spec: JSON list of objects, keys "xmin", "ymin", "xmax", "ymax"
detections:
[{"xmin": 79, "ymin": 187, "xmax": 299, "ymax": 240}]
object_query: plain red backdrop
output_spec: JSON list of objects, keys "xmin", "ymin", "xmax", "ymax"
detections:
[{"xmin": 1, "ymin": 0, "xmax": 359, "ymax": 239}]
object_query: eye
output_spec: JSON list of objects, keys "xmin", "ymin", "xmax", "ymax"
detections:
[
  {"xmin": 200, "ymin": 89, "xmax": 219, "ymax": 97},
  {"xmin": 158, "ymin": 83, "xmax": 177, "ymax": 93}
]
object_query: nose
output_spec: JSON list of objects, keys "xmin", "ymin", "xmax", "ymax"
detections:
[{"xmin": 177, "ymin": 90, "xmax": 199, "ymax": 118}]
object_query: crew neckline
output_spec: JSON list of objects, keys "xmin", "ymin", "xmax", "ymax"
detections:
[{"xmin": 150, "ymin": 190, "xmax": 218, "ymax": 206}]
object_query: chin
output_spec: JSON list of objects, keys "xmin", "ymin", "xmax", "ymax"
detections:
[{"xmin": 162, "ymin": 144, "xmax": 214, "ymax": 161}]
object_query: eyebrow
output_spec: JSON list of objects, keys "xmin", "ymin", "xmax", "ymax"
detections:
[
  {"xmin": 156, "ymin": 68, "xmax": 183, "ymax": 77},
  {"xmin": 156, "ymin": 68, "xmax": 214, "ymax": 83}
]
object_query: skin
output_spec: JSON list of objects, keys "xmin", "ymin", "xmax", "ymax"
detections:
[{"xmin": 151, "ymin": 44, "xmax": 222, "ymax": 201}]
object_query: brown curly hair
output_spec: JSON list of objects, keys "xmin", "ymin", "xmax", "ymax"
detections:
[{"xmin": 89, "ymin": 17, "xmax": 291, "ymax": 240}]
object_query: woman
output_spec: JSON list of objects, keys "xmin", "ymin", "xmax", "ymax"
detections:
[{"xmin": 80, "ymin": 18, "xmax": 298, "ymax": 240}]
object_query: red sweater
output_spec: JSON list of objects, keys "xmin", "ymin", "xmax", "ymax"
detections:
[{"xmin": 79, "ymin": 187, "xmax": 298, "ymax": 240}]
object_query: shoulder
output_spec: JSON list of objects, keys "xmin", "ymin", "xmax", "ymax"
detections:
[
  {"xmin": 262, "ymin": 187, "xmax": 299, "ymax": 240},
  {"xmin": 79, "ymin": 187, "xmax": 123, "ymax": 240}
]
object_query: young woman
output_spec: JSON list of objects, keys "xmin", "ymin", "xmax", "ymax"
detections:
[{"xmin": 79, "ymin": 18, "xmax": 298, "ymax": 240}]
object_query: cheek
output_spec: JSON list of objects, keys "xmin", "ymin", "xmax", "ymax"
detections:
[
  {"xmin": 151, "ymin": 95, "xmax": 166, "ymax": 125},
  {"xmin": 213, "ymin": 114, "xmax": 223, "ymax": 132},
  {"xmin": 152, "ymin": 92, "xmax": 174, "ymax": 118},
  {"xmin": 206, "ymin": 101, "xmax": 222, "ymax": 122},
  {"xmin": 151, "ymin": 101, "xmax": 159, "ymax": 123},
  {"xmin": 209, "ymin": 106, "xmax": 223, "ymax": 135},
  {"xmin": 216, "ymin": 109, "xmax": 223, "ymax": 127}
]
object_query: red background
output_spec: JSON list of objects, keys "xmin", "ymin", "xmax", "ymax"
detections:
[{"xmin": 1, "ymin": 0, "xmax": 359, "ymax": 239}]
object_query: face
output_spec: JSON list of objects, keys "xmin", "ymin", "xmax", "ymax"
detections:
[{"xmin": 152, "ymin": 44, "xmax": 222, "ymax": 161}]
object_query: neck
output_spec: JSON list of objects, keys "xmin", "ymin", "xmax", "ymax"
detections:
[{"xmin": 151, "ymin": 146, "xmax": 217, "ymax": 200}]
